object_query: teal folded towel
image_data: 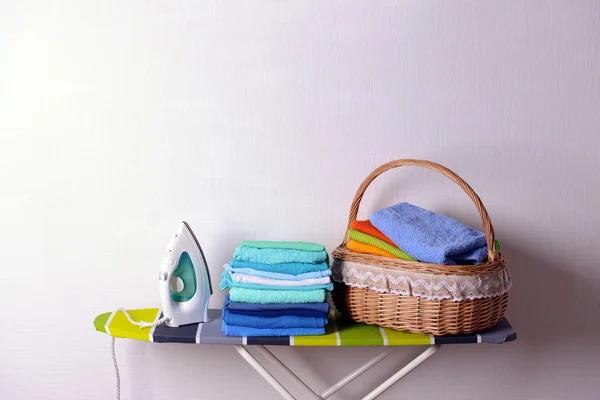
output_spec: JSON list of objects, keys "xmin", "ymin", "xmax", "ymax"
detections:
[
  {"xmin": 228, "ymin": 287, "xmax": 327, "ymax": 304},
  {"xmin": 219, "ymin": 271, "xmax": 334, "ymax": 291},
  {"xmin": 230, "ymin": 260, "xmax": 329, "ymax": 274},
  {"xmin": 234, "ymin": 246, "xmax": 327, "ymax": 264},
  {"xmin": 221, "ymin": 321, "xmax": 325, "ymax": 337},
  {"xmin": 242, "ymin": 240, "xmax": 325, "ymax": 252}
]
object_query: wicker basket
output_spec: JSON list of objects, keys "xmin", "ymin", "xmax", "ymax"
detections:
[{"xmin": 331, "ymin": 159, "xmax": 511, "ymax": 335}]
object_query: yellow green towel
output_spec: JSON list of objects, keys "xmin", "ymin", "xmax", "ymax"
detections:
[
  {"xmin": 347, "ymin": 240, "xmax": 398, "ymax": 259},
  {"xmin": 348, "ymin": 229, "xmax": 417, "ymax": 261}
]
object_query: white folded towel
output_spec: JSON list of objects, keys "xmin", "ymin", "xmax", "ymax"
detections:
[{"xmin": 230, "ymin": 272, "xmax": 331, "ymax": 287}]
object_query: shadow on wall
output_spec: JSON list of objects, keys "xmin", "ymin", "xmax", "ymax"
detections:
[
  {"xmin": 267, "ymin": 240, "xmax": 600, "ymax": 399},
  {"xmin": 500, "ymin": 240, "xmax": 600, "ymax": 345},
  {"xmin": 117, "ymin": 225, "xmax": 600, "ymax": 400},
  {"xmin": 502, "ymin": 240, "xmax": 600, "ymax": 346}
]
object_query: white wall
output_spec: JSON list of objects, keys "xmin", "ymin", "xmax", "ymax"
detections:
[{"xmin": 1, "ymin": 1, "xmax": 599, "ymax": 399}]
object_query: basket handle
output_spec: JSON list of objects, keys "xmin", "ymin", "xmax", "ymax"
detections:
[{"xmin": 346, "ymin": 159, "xmax": 498, "ymax": 262}]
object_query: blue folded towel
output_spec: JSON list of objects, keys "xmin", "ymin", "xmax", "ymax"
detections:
[
  {"xmin": 370, "ymin": 202, "xmax": 489, "ymax": 265},
  {"xmin": 224, "ymin": 264, "xmax": 331, "ymax": 280},
  {"xmin": 225, "ymin": 294, "xmax": 330, "ymax": 313},
  {"xmin": 222, "ymin": 308, "xmax": 327, "ymax": 329},
  {"xmin": 234, "ymin": 246, "xmax": 327, "ymax": 264},
  {"xmin": 219, "ymin": 271, "xmax": 334, "ymax": 291},
  {"xmin": 230, "ymin": 260, "xmax": 330, "ymax": 274},
  {"xmin": 221, "ymin": 321, "xmax": 325, "ymax": 337},
  {"xmin": 223, "ymin": 294, "xmax": 328, "ymax": 318}
]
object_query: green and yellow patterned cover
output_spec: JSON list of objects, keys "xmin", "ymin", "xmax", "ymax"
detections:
[{"xmin": 94, "ymin": 309, "xmax": 516, "ymax": 346}]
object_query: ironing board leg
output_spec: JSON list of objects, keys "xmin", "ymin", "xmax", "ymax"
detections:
[
  {"xmin": 234, "ymin": 345, "xmax": 440, "ymax": 400},
  {"xmin": 362, "ymin": 345, "xmax": 441, "ymax": 400},
  {"xmin": 321, "ymin": 348, "xmax": 395, "ymax": 399},
  {"xmin": 254, "ymin": 346, "xmax": 322, "ymax": 400},
  {"xmin": 234, "ymin": 345, "xmax": 296, "ymax": 400}
]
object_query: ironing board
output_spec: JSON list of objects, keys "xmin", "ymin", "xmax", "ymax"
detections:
[{"xmin": 94, "ymin": 308, "xmax": 517, "ymax": 400}]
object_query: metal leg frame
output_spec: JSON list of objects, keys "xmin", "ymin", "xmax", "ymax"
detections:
[{"xmin": 234, "ymin": 345, "xmax": 441, "ymax": 400}]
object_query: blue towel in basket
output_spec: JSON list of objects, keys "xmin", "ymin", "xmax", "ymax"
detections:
[{"xmin": 370, "ymin": 202, "xmax": 489, "ymax": 265}]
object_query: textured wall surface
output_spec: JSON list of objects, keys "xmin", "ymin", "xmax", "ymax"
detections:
[{"xmin": 1, "ymin": 1, "xmax": 599, "ymax": 399}]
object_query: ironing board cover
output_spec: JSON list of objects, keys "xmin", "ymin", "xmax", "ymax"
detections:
[{"xmin": 94, "ymin": 309, "xmax": 517, "ymax": 346}]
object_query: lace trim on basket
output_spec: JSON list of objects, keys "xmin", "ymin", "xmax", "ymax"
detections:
[{"xmin": 331, "ymin": 258, "xmax": 511, "ymax": 302}]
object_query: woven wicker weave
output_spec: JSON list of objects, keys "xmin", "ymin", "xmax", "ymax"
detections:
[{"xmin": 331, "ymin": 159, "xmax": 510, "ymax": 335}]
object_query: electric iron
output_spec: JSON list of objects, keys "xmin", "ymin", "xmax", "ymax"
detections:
[{"xmin": 158, "ymin": 221, "xmax": 213, "ymax": 327}]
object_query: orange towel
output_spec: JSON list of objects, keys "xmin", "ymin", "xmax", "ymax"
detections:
[
  {"xmin": 346, "ymin": 240, "xmax": 398, "ymax": 259},
  {"xmin": 350, "ymin": 220, "xmax": 397, "ymax": 247}
]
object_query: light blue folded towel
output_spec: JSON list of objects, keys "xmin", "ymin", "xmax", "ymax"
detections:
[
  {"xmin": 228, "ymin": 287, "xmax": 327, "ymax": 304},
  {"xmin": 221, "ymin": 321, "xmax": 325, "ymax": 337},
  {"xmin": 224, "ymin": 264, "xmax": 331, "ymax": 280},
  {"xmin": 219, "ymin": 271, "xmax": 334, "ymax": 291},
  {"xmin": 230, "ymin": 260, "xmax": 329, "ymax": 274},
  {"xmin": 234, "ymin": 246, "xmax": 327, "ymax": 264},
  {"xmin": 222, "ymin": 307, "xmax": 328, "ymax": 329},
  {"xmin": 370, "ymin": 202, "xmax": 489, "ymax": 265}
]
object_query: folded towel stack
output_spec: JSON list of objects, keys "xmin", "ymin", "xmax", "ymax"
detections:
[
  {"xmin": 349, "ymin": 202, "xmax": 500, "ymax": 265},
  {"xmin": 219, "ymin": 241, "xmax": 332, "ymax": 336}
]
